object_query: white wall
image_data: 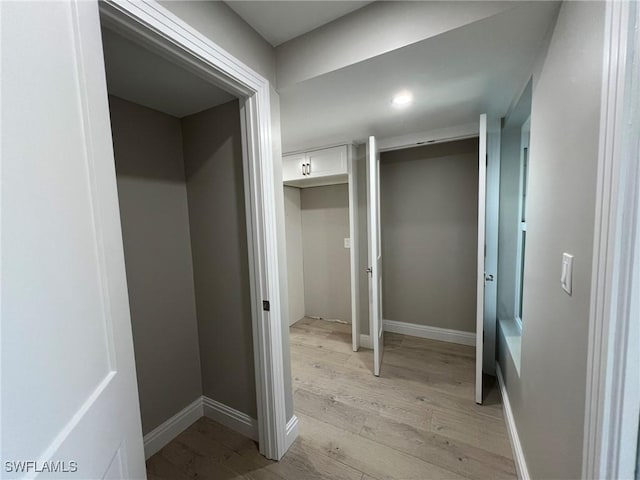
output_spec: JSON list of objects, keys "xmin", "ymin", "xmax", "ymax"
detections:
[
  {"xmin": 284, "ymin": 187, "xmax": 305, "ymax": 326},
  {"xmin": 497, "ymin": 2, "xmax": 606, "ymax": 478}
]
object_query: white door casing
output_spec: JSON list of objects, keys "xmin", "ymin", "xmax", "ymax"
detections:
[
  {"xmin": 1, "ymin": 2, "xmax": 146, "ymax": 477},
  {"xmin": 476, "ymin": 113, "xmax": 500, "ymax": 404},
  {"xmin": 367, "ymin": 136, "xmax": 384, "ymax": 376}
]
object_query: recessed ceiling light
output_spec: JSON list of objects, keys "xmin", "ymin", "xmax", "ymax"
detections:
[{"xmin": 391, "ymin": 90, "xmax": 413, "ymax": 108}]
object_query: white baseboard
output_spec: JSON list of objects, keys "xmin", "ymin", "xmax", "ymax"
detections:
[
  {"xmin": 202, "ymin": 396, "xmax": 258, "ymax": 441},
  {"xmin": 496, "ymin": 363, "xmax": 530, "ymax": 480},
  {"xmin": 383, "ymin": 319, "xmax": 476, "ymax": 346},
  {"xmin": 359, "ymin": 334, "xmax": 373, "ymax": 349},
  {"xmin": 143, "ymin": 397, "xmax": 203, "ymax": 459},
  {"xmin": 285, "ymin": 415, "xmax": 299, "ymax": 450},
  {"xmin": 143, "ymin": 396, "xmax": 261, "ymax": 459}
]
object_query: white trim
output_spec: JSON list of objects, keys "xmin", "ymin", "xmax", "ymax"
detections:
[
  {"xmin": 143, "ymin": 396, "xmax": 263, "ymax": 460},
  {"xmin": 202, "ymin": 396, "xmax": 259, "ymax": 441},
  {"xmin": 359, "ymin": 334, "xmax": 373, "ymax": 349},
  {"xmin": 476, "ymin": 113, "xmax": 487, "ymax": 405},
  {"xmin": 143, "ymin": 398, "xmax": 203, "ymax": 459},
  {"xmin": 348, "ymin": 145, "xmax": 360, "ymax": 352},
  {"xmin": 99, "ymin": 1, "xmax": 289, "ymax": 460},
  {"xmin": 383, "ymin": 319, "xmax": 476, "ymax": 346},
  {"xmin": 496, "ymin": 364, "xmax": 530, "ymax": 480},
  {"xmin": 583, "ymin": 1, "xmax": 640, "ymax": 478},
  {"xmin": 284, "ymin": 415, "xmax": 299, "ymax": 451},
  {"xmin": 377, "ymin": 123, "xmax": 478, "ymax": 152}
]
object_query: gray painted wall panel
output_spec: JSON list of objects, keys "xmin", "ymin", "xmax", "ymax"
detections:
[
  {"xmin": 301, "ymin": 184, "xmax": 352, "ymax": 323},
  {"xmin": 380, "ymin": 139, "xmax": 479, "ymax": 333},
  {"xmin": 498, "ymin": 2, "xmax": 605, "ymax": 478},
  {"xmin": 110, "ymin": 95, "xmax": 202, "ymax": 435},
  {"xmin": 182, "ymin": 100, "xmax": 257, "ymax": 418}
]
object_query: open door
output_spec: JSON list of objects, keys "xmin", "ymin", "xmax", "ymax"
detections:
[
  {"xmin": 367, "ymin": 136, "xmax": 384, "ymax": 376},
  {"xmin": 2, "ymin": 2, "xmax": 146, "ymax": 476},
  {"xmin": 476, "ymin": 114, "xmax": 501, "ymax": 404}
]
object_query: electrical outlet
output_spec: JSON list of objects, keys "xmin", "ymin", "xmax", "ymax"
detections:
[{"xmin": 344, "ymin": 238, "xmax": 351, "ymax": 249}]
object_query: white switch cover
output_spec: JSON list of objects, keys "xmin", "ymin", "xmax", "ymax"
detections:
[
  {"xmin": 344, "ymin": 238, "xmax": 351, "ymax": 249},
  {"xmin": 561, "ymin": 253, "xmax": 574, "ymax": 295}
]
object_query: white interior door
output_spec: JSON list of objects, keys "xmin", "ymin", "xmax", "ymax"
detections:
[
  {"xmin": 367, "ymin": 136, "xmax": 384, "ymax": 376},
  {"xmin": 1, "ymin": 2, "xmax": 146, "ymax": 477},
  {"xmin": 476, "ymin": 114, "xmax": 500, "ymax": 404}
]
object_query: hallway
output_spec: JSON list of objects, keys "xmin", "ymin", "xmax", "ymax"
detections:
[{"xmin": 147, "ymin": 318, "xmax": 516, "ymax": 479}]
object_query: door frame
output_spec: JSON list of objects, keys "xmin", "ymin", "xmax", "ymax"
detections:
[
  {"xmin": 582, "ymin": 0, "xmax": 640, "ymax": 477},
  {"xmin": 99, "ymin": 0, "xmax": 292, "ymax": 460}
]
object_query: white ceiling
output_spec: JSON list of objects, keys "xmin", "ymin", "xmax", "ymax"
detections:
[
  {"xmin": 101, "ymin": 27, "xmax": 235, "ymax": 118},
  {"xmin": 279, "ymin": 2, "xmax": 560, "ymax": 152},
  {"xmin": 225, "ymin": 1, "xmax": 373, "ymax": 46}
]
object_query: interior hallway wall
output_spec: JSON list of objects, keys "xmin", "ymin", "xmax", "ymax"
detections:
[
  {"xmin": 181, "ymin": 99, "xmax": 256, "ymax": 419},
  {"xmin": 284, "ymin": 186, "xmax": 305, "ymax": 325},
  {"xmin": 110, "ymin": 95, "xmax": 202, "ymax": 435},
  {"xmin": 497, "ymin": 2, "xmax": 605, "ymax": 478},
  {"xmin": 300, "ymin": 184, "xmax": 352, "ymax": 322},
  {"xmin": 380, "ymin": 139, "xmax": 479, "ymax": 333}
]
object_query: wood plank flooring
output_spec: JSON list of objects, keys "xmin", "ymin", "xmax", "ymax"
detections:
[{"xmin": 147, "ymin": 317, "xmax": 516, "ymax": 479}]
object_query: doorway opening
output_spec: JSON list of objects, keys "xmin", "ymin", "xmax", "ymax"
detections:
[
  {"xmin": 282, "ymin": 145, "xmax": 362, "ymax": 352},
  {"xmin": 98, "ymin": 0, "xmax": 292, "ymax": 463}
]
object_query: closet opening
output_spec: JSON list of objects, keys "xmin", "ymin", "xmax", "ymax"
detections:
[
  {"xmin": 377, "ymin": 138, "xmax": 481, "ymax": 354},
  {"xmin": 97, "ymin": 4, "xmax": 291, "ymax": 465},
  {"xmin": 282, "ymin": 145, "xmax": 362, "ymax": 358}
]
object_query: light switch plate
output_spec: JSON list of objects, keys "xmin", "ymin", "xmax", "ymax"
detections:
[
  {"xmin": 561, "ymin": 253, "xmax": 574, "ymax": 295},
  {"xmin": 344, "ymin": 238, "xmax": 351, "ymax": 249}
]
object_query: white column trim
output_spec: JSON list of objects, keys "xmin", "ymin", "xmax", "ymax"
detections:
[{"xmin": 583, "ymin": 1, "xmax": 640, "ymax": 478}]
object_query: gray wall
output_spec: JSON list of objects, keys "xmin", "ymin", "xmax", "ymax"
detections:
[
  {"xmin": 284, "ymin": 186, "xmax": 306, "ymax": 325},
  {"xmin": 497, "ymin": 2, "xmax": 605, "ymax": 479},
  {"xmin": 356, "ymin": 144, "xmax": 370, "ymax": 335},
  {"xmin": 380, "ymin": 139, "xmax": 479, "ymax": 333},
  {"xmin": 182, "ymin": 100, "xmax": 256, "ymax": 418},
  {"xmin": 110, "ymin": 95, "xmax": 202, "ymax": 435},
  {"xmin": 158, "ymin": 0, "xmax": 276, "ymax": 85},
  {"xmin": 300, "ymin": 184, "xmax": 352, "ymax": 322}
]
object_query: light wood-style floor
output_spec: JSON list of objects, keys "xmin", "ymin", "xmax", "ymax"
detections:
[{"xmin": 147, "ymin": 317, "xmax": 516, "ymax": 479}]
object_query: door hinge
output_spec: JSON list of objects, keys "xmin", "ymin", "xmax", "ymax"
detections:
[
  {"xmin": 483, "ymin": 330, "xmax": 485, "ymax": 343},
  {"xmin": 486, "ymin": 154, "xmax": 488, "ymax": 166},
  {"xmin": 263, "ymin": 300, "xmax": 270, "ymax": 312}
]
